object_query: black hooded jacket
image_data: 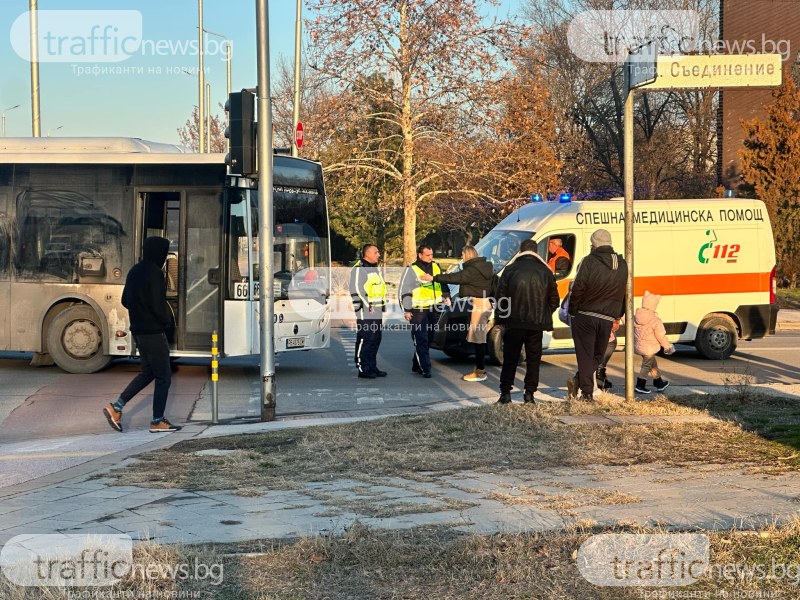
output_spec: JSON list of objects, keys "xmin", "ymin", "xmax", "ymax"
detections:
[
  {"xmin": 122, "ymin": 237, "xmax": 174, "ymax": 335},
  {"xmin": 568, "ymin": 245, "xmax": 628, "ymax": 320}
]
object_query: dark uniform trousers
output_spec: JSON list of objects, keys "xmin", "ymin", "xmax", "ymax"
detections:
[
  {"xmin": 409, "ymin": 308, "xmax": 439, "ymax": 374},
  {"xmin": 355, "ymin": 307, "xmax": 383, "ymax": 375}
]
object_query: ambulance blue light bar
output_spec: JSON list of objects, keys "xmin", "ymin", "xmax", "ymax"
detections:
[
  {"xmin": 530, "ymin": 193, "xmax": 543, "ymax": 203},
  {"xmin": 559, "ymin": 193, "xmax": 572, "ymax": 203}
]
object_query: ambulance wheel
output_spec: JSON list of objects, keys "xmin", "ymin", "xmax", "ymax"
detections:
[
  {"xmin": 443, "ymin": 348, "xmax": 470, "ymax": 360},
  {"xmin": 487, "ymin": 326, "xmax": 525, "ymax": 365},
  {"xmin": 47, "ymin": 305, "xmax": 112, "ymax": 373},
  {"xmin": 695, "ymin": 314, "xmax": 738, "ymax": 360},
  {"xmin": 488, "ymin": 326, "xmax": 503, "ymax": 365}
]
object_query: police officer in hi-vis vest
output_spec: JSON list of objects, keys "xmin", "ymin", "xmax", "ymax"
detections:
[
  {"xmin": 398, "ymin": 245, "xmax": 450, "ymax": 378},
  {"xmin": 350, "ymin": 244, "xmax": 388, "ymax": 379}
]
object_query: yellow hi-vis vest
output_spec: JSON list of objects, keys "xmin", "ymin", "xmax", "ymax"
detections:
[
  {"xmin": 410, "ymin": 263, "xmax": 443, "ymax": 309},
  {"xmin": 362, "ymin": 270, "xmax": 387, "ymax": 305}
]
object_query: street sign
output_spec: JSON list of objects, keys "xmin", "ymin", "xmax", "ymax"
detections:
[
  {"xmin": 625, "ymin": 41, "xmax": 658, "ymax": 92},
  {"xmin": 638, "ymin": 53, "xmax": 782, "ymax": 90},
  {"xmin": 295, "ymin": 121, "xmax": 304, "ymax": 149}
]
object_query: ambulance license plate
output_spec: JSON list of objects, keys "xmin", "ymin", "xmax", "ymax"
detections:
[{"xmin": 286, "ymin": 337, "xmax": 305, "ymax": 349}]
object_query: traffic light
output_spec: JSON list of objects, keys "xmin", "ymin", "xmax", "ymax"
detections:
[{"xmin": 225, "ymin": 89, "xmax": 256, "ymax": 176}]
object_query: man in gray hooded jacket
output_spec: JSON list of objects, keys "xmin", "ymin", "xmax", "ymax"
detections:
[{"xmin": 567, "ymin": 228, "xmax": 628, "ymax": 401}]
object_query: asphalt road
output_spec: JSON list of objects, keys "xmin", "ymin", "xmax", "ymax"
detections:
[
  {"xmin": 0, "ymin": 327, "xmax": 798, "ymax": 443},
  {"xmin": 0, "ymin": 327, "xmax": 798, "ymax": 488}
]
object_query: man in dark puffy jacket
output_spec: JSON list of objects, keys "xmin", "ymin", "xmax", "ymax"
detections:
[
  {"xmin": 103, "ymin": 237, "xmax": 181, "ymax": 433},
  {"xmin": 567, "ymin": 228, "xmax": 628, "ymax": 401},
  {"xmin": 495, "ymin": 239, "xmax": 560, "ymax": 404}
]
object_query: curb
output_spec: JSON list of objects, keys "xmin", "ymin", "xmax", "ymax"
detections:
[
  {"xmin": 777, "ymin": 321, "xmax": 800, "ymax": 331},
  {"xmin": 0, "ymin": 424, "xmax": 208, "ymax": 500}
]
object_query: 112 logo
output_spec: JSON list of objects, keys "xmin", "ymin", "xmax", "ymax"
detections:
[{"xmin": 698, "ymin": 230, "xmax": 740, "ymax": 264}]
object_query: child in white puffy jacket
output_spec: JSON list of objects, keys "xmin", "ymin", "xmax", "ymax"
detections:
[{"xmin": 633, "ymin": 291, "xmax": 675, "ymax": 394}]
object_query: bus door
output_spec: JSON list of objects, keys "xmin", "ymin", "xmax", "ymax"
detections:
[
  {"xmin": 222, "ymin": 188, "xmax": 258, "ymax": 356},
  {"xmin": 139, "ymin": 189, "xmax": 222, "ymax": 351}
]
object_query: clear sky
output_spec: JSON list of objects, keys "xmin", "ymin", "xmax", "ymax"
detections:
[{"xmin": 0, "ymin": 0, "xmax": 522, "ymax": 144}]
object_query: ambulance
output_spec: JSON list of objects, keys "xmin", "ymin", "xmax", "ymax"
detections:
[{"xmin": 432, "ymin": 196, "xmax": 778, "ymax": 362}]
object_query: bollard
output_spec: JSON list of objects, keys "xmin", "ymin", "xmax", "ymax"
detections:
[{"xmin": 211, "ymin": 330, "xmax": 219, "ymax": 424}]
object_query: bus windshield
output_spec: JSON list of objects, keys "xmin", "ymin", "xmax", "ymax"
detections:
[{"xmin": 226, "ymin": 157, "xmax": 331, "ymax": 301}]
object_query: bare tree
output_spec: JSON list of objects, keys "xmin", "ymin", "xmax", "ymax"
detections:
[
  {"xmin": 524, "ymin": 0, "xmax": 719, "ymax": 198},
  {"xmin": 307, "ymin": 0, "xmax": 523, "ymax": 263},
  {"xmin": 177, "ymin": 105, "xmax": 227, "ymax": 153}
]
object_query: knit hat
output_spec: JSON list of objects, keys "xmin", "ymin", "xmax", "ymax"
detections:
[
  {"xmin": 642, "ymin": 290, "xmax": 661, "ymax": 311},
  {"xmin": 590, "ymin": 228, "xmax": 612, "ymax": 247}
]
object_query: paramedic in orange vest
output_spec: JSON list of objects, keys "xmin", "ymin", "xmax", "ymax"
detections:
[{"xmin": 547, "ymin": 237, "xmax": 571, "ymax": 278}]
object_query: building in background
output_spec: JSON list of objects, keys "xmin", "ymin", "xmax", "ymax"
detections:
[{"xmin": 718, "ymin": 0, "xmax": 800, "ymax": 189}]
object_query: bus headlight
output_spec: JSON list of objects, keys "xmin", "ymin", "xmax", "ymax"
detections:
[{"xmin": 317, "ymin": 308, "xmax": 330, "ymax": 332}]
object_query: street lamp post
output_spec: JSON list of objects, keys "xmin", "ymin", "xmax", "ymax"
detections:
[
  {"xmin": 202, "ymin": 28, "xmax": 232, "ymax": 154},
  {"xmin": 206, "ymin": 81, "xmax": 211, "ymax": 153},
  {"xmin": 197, "ymin": 0, "xmax": 206, "ymax": 153},
  {"xmin": 201, "ymin": 28, "xmax": 232, "ymax": 95},
  {"xmin": 2, "ymin": 105, "xmax": 21, "ymax": 137},
  {"xmin": 292, "ymin": 0, "xmax": 301, "ymax": 157},
  {"xmin": 29, "ymin": 0, "xmax": 41, "ymax": 137}
]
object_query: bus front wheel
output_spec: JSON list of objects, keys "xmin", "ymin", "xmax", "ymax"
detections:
[{"xmin": 47, "ymin": 305, "xmax": 113, "ymax": 373}]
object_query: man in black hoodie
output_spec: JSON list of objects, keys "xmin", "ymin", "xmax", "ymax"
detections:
[
  {"xmin": 567, "ymin": 228, "xmax": 628, "ymax": 402},
  {"xmin": 103, "ymin": 237, "xmax": 181, "ymax": 433}
]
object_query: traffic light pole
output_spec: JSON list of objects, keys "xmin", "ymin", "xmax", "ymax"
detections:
[{"xmin": 256, "ymin": 0, "xmax": 276, "ymax": 421}]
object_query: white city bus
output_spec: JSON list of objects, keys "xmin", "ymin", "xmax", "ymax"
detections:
[{"xmin": 0, "ymin": 137, "xmax": 331, "ymax": 373}]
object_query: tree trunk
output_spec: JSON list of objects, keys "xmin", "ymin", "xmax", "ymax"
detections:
[
  {"xmin": 403, "ymin": 186, "xmax": 417, "ymax": 265},
  {"xmin": 399, "ymin": 0, "xmax": 417, "ymax": 266}
]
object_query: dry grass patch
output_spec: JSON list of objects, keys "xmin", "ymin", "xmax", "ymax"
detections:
[
  {"xmin": 107, "ymin": 395, "xmax": 800, "ymax": 493},
  {"xmin": 7, "ymin": 521, "xmax": 800, "ymax": 599},
  {"xmin": 556, "ymin": 392, "xmax": 700, "ymax": 416},
  {"xmin": 488, "ymin": 486, "xmax": 640, "ymax": 514},
  {"xmin": 0, "ymin": 540, "xmax": 220, "ymax": 600},
  {"xmin": 208, "ymin": 518, "xmax": 800, "ymax": 599}
]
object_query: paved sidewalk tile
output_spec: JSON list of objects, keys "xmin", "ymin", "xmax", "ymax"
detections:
[
  {"xmin": 556, "ymin": 415, "xmax": 617, "ymax": 425},
  {"xmin": 4, "ymin": 382, "xmax": 800, "ymax": 547}
]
